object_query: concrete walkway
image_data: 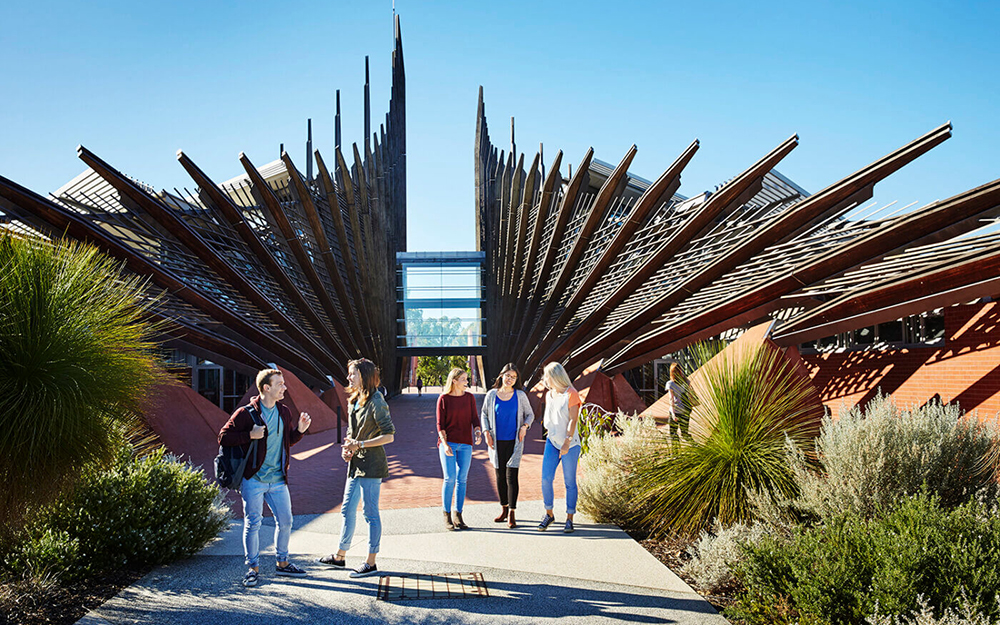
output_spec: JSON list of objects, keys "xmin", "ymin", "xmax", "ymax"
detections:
[{"xmin": 78, "ymin": 392, "xmax": 729, "ymax": 624}]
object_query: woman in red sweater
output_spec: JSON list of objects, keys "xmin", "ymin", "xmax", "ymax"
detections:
[{"xmin": 437, "ymin": 367, "xmax": 481, "ymax": 530}]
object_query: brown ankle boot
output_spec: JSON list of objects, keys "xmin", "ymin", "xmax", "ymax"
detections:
[
  {"xmin": 507, "ymin": 509, "xmax": 517, "ymax": 528},
  {"xmin": 444, "ymin": 511, "xmax": 456, "ymax": 531},
  {"xmin": 454, "ymin": 512, "xmax": 469, "ymax": 530},
  {"xmin": 494, "ymin": 506, "xmax": 509, "ymax": 523}
]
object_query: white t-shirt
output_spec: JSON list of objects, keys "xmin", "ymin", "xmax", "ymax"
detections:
[{"xmin": 543, "ymin": 388, "xmax": 582, "ymax": 448}]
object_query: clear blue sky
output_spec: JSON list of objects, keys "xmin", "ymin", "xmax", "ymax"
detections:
[{"xmin": 2, "ymin": 1, "xmax": 998, "ymax": 251}]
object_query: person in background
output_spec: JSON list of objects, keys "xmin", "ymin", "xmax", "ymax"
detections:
[
  {"xmin": 318, "ymin": 358, "xmax": 395, "ymax": 578},
  {"xmin": 437, "ymin": 368, "xmax": 481, "ymax": 530},
  {"xmin": 416, "ymin": 376, "xmax": 423, "ymax": 397},
  {"xmin": 480, "ymin": 363, "xmax": 534, "ymax": 528},
  {"xmin": 219, "ymin": 368, "xmax": 311, "ymax": 588},
  {"xmin": 665, "ymin": 363, "xmax": 688, "ymax": 442},
  {"xmin": 538, "ymin": 362, "xmax": 581, "ymax": 534}
]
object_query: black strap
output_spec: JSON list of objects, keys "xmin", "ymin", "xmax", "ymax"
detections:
[
  {"xmin": 244, "ymin": 403, "xmax": 265, "ymax": 469},
  {"xmin": 246, "ymin": 404, "xmax": 264, "ymax": 427}
]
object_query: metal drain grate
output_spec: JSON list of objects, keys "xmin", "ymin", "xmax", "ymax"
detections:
[{"xmin": 377, "ymin": 572, "xmax": 489, "ymax": 601}]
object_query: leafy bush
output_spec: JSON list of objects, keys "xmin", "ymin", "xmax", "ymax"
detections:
[
  {"xmin": 623, "ymin": 343, "xmax": 822, "ymax": 536},
  {"xmin": 731, "ymin": 492, "xmax": 1000, "ymax": 625},
  {"xmin": 4, "ymin": 447, "xmax": 229, "ymax": 582},
  {"xmin": 0, "ymin": 234, "xmax": 161, "ymax": 534},
  {"xmin": 2, "ymin": 529, "xmax": 79, "ymax": 583},
  {"xmin": 792, "ymin": 394, "xmax": 1000, "ymax": 520},
  {"xmin": 578, "ymin": 414, "xmax": 660, "ymax": 524},
  {"xmin": 682, "ymin": 520, "xmax": 768, "ymax": 594}
]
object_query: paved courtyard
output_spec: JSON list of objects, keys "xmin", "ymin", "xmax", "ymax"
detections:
[{"xmin": 79, "ymin": 392, "xmax": 728, "ymax": 624}]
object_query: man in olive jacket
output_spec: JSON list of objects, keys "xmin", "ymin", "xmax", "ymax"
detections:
[{"xmin": 219, "ymin": 368, "xmax": 311, "ymax": 588}]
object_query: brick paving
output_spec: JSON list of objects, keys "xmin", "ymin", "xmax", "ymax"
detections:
[{"xmin": 230, "ymin": 390, "xmax": 564, "ymax": 517}]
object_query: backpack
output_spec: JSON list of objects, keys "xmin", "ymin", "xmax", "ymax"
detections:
[{"xmin": 215, "ymin": 403, "xmax": 265, "ymax": 491}]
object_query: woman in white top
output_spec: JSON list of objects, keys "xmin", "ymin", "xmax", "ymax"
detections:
[{"xmin": 538, "ymin": 362, "xmax": 582, "ymax": 533}]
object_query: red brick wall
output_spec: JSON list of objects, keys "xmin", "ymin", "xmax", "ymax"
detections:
[{"xmin": 803, "ymin": 301, "xmax": 1000, "ymax": 420}]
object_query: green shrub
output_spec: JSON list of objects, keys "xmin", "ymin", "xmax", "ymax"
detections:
[
  {"xmin": 6, "ymin": 447, "xmax": 229, "ymax": 582},
  {"xmin": 622, "ymin": 343, "xmax": 822, "ymax": 536},
  {"xmin": 792, "ymin": 394, "xmax": 1000, "ymax": 520},
  {"xmin": 0, "ymin": 234, "xmax": 161, "ymax": 534},
  {"xmin": 578, "ymin": 414, "xmax": 660, "ymax": 525},
  {"xmin": 2, "ymin": 529, "xmax": 79, "ymax": 583},
  {"xmin": 731, "ymin": 492, "xmax": 1000, "ymax": 625}
]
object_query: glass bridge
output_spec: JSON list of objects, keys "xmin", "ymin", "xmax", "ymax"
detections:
[{"xmin": 396, "ymin": 251, "xmax": 486, "ymax": 356}]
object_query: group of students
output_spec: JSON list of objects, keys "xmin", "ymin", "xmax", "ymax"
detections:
[
  {"xmin": 218, "ymin": 358, "xmax": 581, "ymax": 589},
  {"xmin": 435, "ymin": 361, "xmax": 582, "ymax": 534}
]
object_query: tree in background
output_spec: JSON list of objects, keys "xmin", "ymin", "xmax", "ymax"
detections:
[
  {"xmin": 416, "ymin": 355, "xmax": 470, "ymax": 388},
  {"xmin": 0, "ymin": 235, "xmax": 161, "ymax": 539},
  {"xmin": 404, "ymin": 309, "xmax": 464, "ymax": 347}
]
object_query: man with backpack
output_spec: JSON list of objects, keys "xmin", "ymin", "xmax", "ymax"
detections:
[{"xmin": 219, "ymin": 368, "xmax": 312, "ymax": 588}]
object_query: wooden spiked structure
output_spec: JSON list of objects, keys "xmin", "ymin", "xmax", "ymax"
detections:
[
  {"xmin": 0, "ymin": 19, "xmax": 407, "ymax": 391},
  {"xmin": 3, "ymin": 23, "xmax": 1000, "ymax": 397},
  {"xmin": 475, "ymin": 89, "xmax": 1000, "ymax": 385}
]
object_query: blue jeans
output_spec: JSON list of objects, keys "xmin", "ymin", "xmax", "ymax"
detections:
[
  {"xmin": 439, "ymin": 442, "xmax": 472, "ymax": 513},
  {"xmin": 541, "ymin": 439, "xmax": 581, "ymax": 515},
  {"xmin": 241, "ymin": 477, "xmax": 293, "ymax": 568},
  {"xmin": 338, "ymin": 476, "xmax": 383, "ymax": 554}
]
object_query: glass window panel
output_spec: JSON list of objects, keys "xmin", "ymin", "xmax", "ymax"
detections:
[
  {"xmin": 398, "ymin": 253, "xmax": 485, "ymax": 348},
  {"xmin": 924, "ymin": 311, "xmax": 945, "ymax": 342},
  {"xmin": 854, "ymin": 326, "xmax": 874, "ymax": 345},
  {"xmin": 878, "ymin": 320, "xmax": 904, "ymax": 343},
  {"xmin": 817, "ymin": 334, "xmax": 838, "ymax": 350},
  {"xmin": 197, "ymin": 369, "xmax": 221, "ymax": 408}
]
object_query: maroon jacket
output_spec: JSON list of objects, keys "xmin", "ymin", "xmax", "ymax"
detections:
[{"xmin": 219, "ymin": 395, "xmax": 304, "ymax": 482}]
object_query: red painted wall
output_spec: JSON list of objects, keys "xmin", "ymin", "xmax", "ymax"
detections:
[
  {"xmin": 142, "ymin": 376, "xmax": 231, "ymax": 471},
  {"xmin": 804, "ymin": 301, "xmax": 1000, "ymax": 420}
]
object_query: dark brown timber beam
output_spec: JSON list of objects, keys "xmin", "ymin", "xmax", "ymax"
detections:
[
  {"xmin": 282, "ymin": 152, "xmax": 372, "ymax": 356},
  {"xmin": 569, "ymin": 124, "xmax": 952, "ymax": 374},
  {"xmin": 510, "ymin": 148, "xmax": 595, "ymax": 355},
  {"xmin": 176, "ymin": 150, "xmax": 350, "ymax": 368},
  {"xmin": 509, "ymin": 151, "xmax": 564, "ymax": 345},
  {"xmin": 525, "ymin": 139, "xmax": 699, "ymax": 374},
  {"xmin": 239, "ymin": 152, "xmax": 359, "ymax": 358},
  {"xmin": 350, "ymin": 143, "xmax": 385, "ymax": 364},
  {"xmin": 0, "ymin": 171, "xmax": 336, "ymax": 382},
  {"xmin": 597, "ymin": 124, "xmax": 964, "ymax": 374},
  {"xmin": 554, "ymin": 134, "xmax": 799, "ymax": 374},
  {"xmin": 773, "ymin": 275, "xmax": 1000, "ymax": 349},
  {"xmin": 78, "ymin": 145, "xmax": 347, "ymax": 377},
  {"xmin": 315, "ymin": 150, "xmax": 377, "ymax": 352}
]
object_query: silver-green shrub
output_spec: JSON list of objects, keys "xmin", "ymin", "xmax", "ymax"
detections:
[
  {"xmin": 867, "ymin": 595, "xmax": 1000, "ymax": 625},
  {"xmin": 792, "ymin": 393, "xmax": 1000, "ymax": 520},
  {"xmin": 578, "ymin": 414, "xmax": 660, "ymax": 524},
  {"xmin": 682, "ymin": 520, "xmax": 767, "ymax": 594}
]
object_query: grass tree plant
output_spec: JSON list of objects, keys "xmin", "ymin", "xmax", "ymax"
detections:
[
  {"xmin": 626, "ymin": 341, "xmax": 823, "ymax": 536},
  {"xmin": 0, "ymin": 234, "xmax": 161, "ymax": 539}
]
